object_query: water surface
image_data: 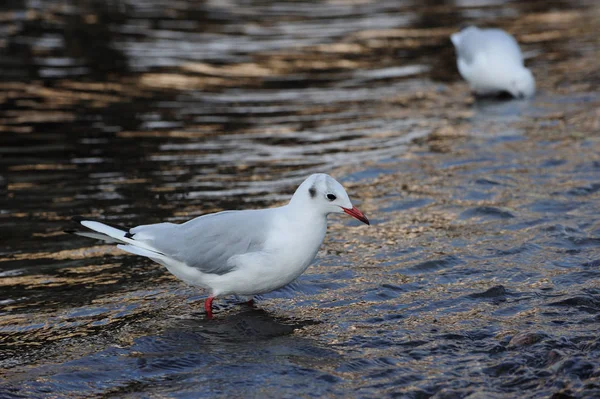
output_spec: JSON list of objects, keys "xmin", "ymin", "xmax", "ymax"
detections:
[{"xmin": 1, "ymin": 0, "xmax": 600, "ymax": 397}]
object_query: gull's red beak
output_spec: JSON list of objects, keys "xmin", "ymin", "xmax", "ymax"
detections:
[{"xmin": 342, "ymin": 206, "xmax": 370, "ymax": 225}]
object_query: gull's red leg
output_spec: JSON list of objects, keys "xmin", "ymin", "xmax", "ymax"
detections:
[
  {"xmin": 204, "ymin": 296, "xmax": 214, "ymax": 319},
  {"xmin": 246, "ymin": 299, "xmax": 254, "ymax": 306}
]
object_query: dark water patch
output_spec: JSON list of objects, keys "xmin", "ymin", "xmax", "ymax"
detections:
[
  {"xmin": 409, "ymin": 296, "xmax": 475, "ymax": 316},
  {"xmin": 507, "ymin": 332, "xmax": 548, "ymax": 348},
  {"xmin": 582, "ymin": 259, "xmax": 600, "ymax": 268},
  {"xmin": 538, "ymin": 224, "xmax": 600, "ymax": 249},
  {"xmin": 426, "ymin": 265, "xmax": 487, "ymax": 285},
  {"xmin": 473, "ymin": 177, "xmax": 503, "ymax": 186},
  {"xmin": 565, "ymin": 183, "xmax": 600, "ymax": 197},
  {"xmin": 440, "ymin": 156, "xmax": 493, "ymax": 170},
  {"xmin": 364, "ymin": 313, "xmax": 405, "ymax": 324},
  {"xmin": 486, "ymin": 243, "xmax": 540, "ymax": 257},
  {"xmin": 340, "ymin": 334, "xmax": 396, "ymax": 350},
  {"xmin": 381, "ymin": 283, "xmax": 415, "ymax": 293},
  {"xmin": 504, "ymin": 217, "xmax": 549, "ymax": 232},
  {"xmin": 483, "ymin": 361, "xmax": 523, "ymax": 377},
  {"xmin": 362, "ymin": 287, "xmax": 402, "ymax": 302},
  {"xmin": 374, "ymin": 248, "xmax": 424, "ymax": 269},
  {"xmin": 492, "ymin": 303, "xmax": 533, "ymax": 317},
  {"xmin": 542, "ymin": 224, "xmax": 584, "ymax": 235},
  {"xmin": 398, "ymin": 340, "xmax": 429, "ymax": 350},
  {"xmin": 565, "ymin": 236, "xmax": 600, "ymax": 248},
  {"xmin": 336, "ymin": 357, "xmax": 399, "ymax": 373},
  {"xmin": 467, "ymin": 285, "xmax": 508, "ymax": 299},
  {"xmin": 317, "ymin": 298, "xmax": 359, "ymax": 310},
  {"xmin": 526, "ymin": 199, "xmax": 584, "ymax": 214},
  {"xmin": 343, "ymin": 166, "xmax": 401, "ymax": 182},
  {"xmin": 539, "ymin": 158, "xmax": 567, "ymax": 168},
  {"xmin": 551, "ymin": 357, "xmax": 598, "ymax": 380},
  {"xmin": 548, "ymin": 296, "xmax": 600, "ymax": 313},
  {"xmin": 362, "ymin": 282, "xmax": 422, "ymax": 303},
  {"xmin": 381, "ymin": 197, "xmax": 434, "ymax": 213},
  {"xmin": 551, "ymin": 270, "xmax": 600, "ymax": 288},
  {"xmin": 500, "ymin": 268, "xmax": 543, "ymax": 284},
  {"xmin": 462, "ymin": 188, "xmax": 496, "ymax": 201},
  {"xmin": 459, "ymin": 206, "xmax": 515, "ymax": 221},
  {"xmin": 486, "ymin": 134, "xmax": 525, "ymax": 145},
  {"xmin": 401, "ymin": 255, "xmax": 463, "ymax": 275}
]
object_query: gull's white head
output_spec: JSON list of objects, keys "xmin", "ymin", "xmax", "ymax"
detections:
[
  {"xmin": 508, "ymin": 67, "xmax": 535, "ymax": 99},
  {"xmin": 290, "ymin": 173, "xmax": 369, "ymax": 225}
]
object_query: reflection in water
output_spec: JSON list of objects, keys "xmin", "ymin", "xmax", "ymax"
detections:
[
  {"xmin": 162, "ymin": 307, "xmax": 315, "ymax": 345},
  {"xmin": 7, "ymin": 308, "xmax": 335, "ymax": 397},
  {"xmin": 1, "ymin": 0, "xmax": 600, "ymax": 397}
]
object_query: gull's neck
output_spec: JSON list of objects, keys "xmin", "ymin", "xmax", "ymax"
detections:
[{"xmin": 283, "ymin": 196, "xmax": 327, "ymax": 226}]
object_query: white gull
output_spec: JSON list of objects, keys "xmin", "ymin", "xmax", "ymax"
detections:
[
  {"xmin": 68, "ymin": 173, "xmax": 369, "ymax": 318},
  {"xmin": 451, "ymin": 26, "xmax": 535, "ymax": 98}
]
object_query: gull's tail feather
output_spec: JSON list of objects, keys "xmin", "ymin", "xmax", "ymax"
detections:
[
  {"xmin": 117, "ymin": 244, "xmax": 166, "ymax": 264},
  {"xmin": 66, "ymin": 216, "xmax": 165, "ymax": 255},
  {"xmin": 65, "ymin": 216, "xmax": 132, "ymax": 244}
]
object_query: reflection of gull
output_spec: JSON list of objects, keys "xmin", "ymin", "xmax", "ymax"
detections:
[
  {"xmin": 167, "ymin": 307, "xmax": 315, "ymax": 344},
  {"xmin": 451, "ymin": 26, "xmax": 535, "ymax": 98},
  {"xmin": 67, "ymin": 173, "xmax": 369, "ymax": 318}
]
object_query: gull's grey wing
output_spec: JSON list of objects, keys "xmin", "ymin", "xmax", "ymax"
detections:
[{"xmin": 130, "ymin": 209, "xmax": 272, "ymax": 275}]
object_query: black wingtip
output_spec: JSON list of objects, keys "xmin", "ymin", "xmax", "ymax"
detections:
[
  {"xmin": 64, "ymin": 229, "xmax": 77, "ymax": 235},
  {"xmin": 71, "ymin": 215, "xmax": 86, "ymax": 223}
]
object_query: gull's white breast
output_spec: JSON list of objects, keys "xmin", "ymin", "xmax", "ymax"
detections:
[{"xmin": 167, "ymin": 207, "xmax": 328, "ymax": 297}]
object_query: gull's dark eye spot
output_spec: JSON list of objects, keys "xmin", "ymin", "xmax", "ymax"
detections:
[
  {"xmin": 308, "ymin": 187, "xmax": 316, "ymax": 198},
  {"xmin": 327, "ymin": 194, "xmax": 336, "ymax": 201}
]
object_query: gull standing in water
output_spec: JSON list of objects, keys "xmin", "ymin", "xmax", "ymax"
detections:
[
  {"xmin": 451, "ymin": 26, "xmax": 535, "ymax": 98},
  {"xmin": 67, "ymin": 173, "xmax": 370, "ymax": 318}
]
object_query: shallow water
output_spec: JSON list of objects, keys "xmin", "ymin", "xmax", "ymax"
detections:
[{"xmin": 1, "ymin": 0, "xmax": 600, "ymax": 398}]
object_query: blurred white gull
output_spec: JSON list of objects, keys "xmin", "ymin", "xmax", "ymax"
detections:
[
  {"xmin": 451, "ymin": 26, "xmax": 535, "ymax": 98},
  {"xmin": 67, "ymin": 173, "xmax": 369, "ymax": 318}
]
